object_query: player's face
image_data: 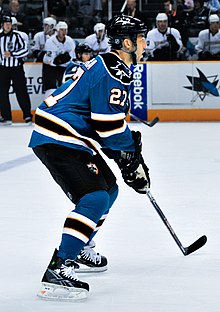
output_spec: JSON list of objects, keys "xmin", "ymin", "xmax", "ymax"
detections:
[
  {"xmin": 44, "ymin": 24, "xmax": 51, "ymax": 34},
  {"xmin": 57, "ymin": 28, "xmax": 67, "ymax": 39},
  {"xmin": 96, "ymin": 30, "xmax": 105, "ymax": 41},
  {"xmin": 210, "ymin": 22, "xmax": 219, "ymax": 34},
  {"xmin": 135, "ymin": 33, "xmax": 147, "ymax": 62},
  {"xmin": 157, "ymin": 20, "xmax": 168, "ymax": 32},
  {"xmin": 163, "ymin": 1, "xmax": 171, "ymax": 12},
  {"xmin": 81, "ymin": 52, "xmax": 91, "ymax": 62}
]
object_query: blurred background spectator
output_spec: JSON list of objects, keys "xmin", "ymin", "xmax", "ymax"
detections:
[
  {"xmin": 203, "ymin": 0, "xmax": 220, "ymax": 13},
  {"xmin": 67, "ymin": 0, "xmax": 102, "ymax": 37},
  {"xmin": 123, "ymin": 0, "xmax": 148, "ymax": 25},
  {"xmin": 3, "ymin": 0, "xmax": 28, "ymax": 32},
  {"xmin": 0, "ymin": 0, "xmax": 3, "ymax": 16},
  {"xmin": 188, "ymin": 0, "xmax": 210, "ymax": 37},
  {"xmin": 48, "ymin": 0, "xmax": 68, "ymax": 18}
]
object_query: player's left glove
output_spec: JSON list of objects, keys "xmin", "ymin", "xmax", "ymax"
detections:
[
  {"xmin": 119, "ymin": 153, "xmax": 150, "ymax": 194},
  {"xmin": 53, "ymin": 52, "xmax": 71, "ymax": 65},
  {"xmin": 115, "ymin": 131, "xmax": 151, "ymax": 194}
]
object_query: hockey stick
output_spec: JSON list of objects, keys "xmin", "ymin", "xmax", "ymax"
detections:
[
  {"xmin": 129, "ymin": 113, "xmax": 159, "ymax": 127},
  {"xmin": 145, "ymin": 189, "xmax": 207, "ymax": 256}
]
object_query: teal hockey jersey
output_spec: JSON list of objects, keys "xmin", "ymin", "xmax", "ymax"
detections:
[{"xmin": 29, "ymin": 51, "xmax": 136, "ymax": 155}]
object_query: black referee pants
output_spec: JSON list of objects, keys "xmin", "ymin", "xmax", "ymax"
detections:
[{"xmin": 0, "ymin": 65, "xmax": 32, "ymax": 121}]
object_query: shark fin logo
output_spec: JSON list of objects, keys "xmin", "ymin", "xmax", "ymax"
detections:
[{"xmin": 184, "ymin": 67, "xmax": 219, "ymax": 102}]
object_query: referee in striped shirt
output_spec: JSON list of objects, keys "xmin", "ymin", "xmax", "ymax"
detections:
[{"xmin": 0, "ymin": 15, "xmax": 32, "ymax": 125}]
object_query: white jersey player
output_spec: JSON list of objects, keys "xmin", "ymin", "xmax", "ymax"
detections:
[
  {"xmin": 43, "ymin": 21, "xmax": 76, "ymax": 98},
  {"xmin": 84, "ymin": 22, "xmax": 110, "ymax": 56},
  {"xmin": 195, "ymin": 14, "xmax": 220, "ymax": 60},
  {"xmin": 146, "ymin": 13, "xmax": 182, "ymax": 61},
  {"xmin": 31, "ymin": 17, "xmax": 57, "ymax": 62}
]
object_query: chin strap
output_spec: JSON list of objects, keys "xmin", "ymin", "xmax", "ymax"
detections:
[
  {"xmin": 121, "ymin": 46, "xmax": 137, "ymax": 65},
  {"xmin": 131, "ymin": 51, "xmax": 137, "ymax": 65}
]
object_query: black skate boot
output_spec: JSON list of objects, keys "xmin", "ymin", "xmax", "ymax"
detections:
[
  {"xmin": 37, "ymin": 249, "xmax": 89, "ymax": 301},
  {"xmin": 75, "ymin": 240, "xmax": 108, "ymax": 273}
]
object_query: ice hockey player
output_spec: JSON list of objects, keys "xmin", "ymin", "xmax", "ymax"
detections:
[
  {"xmin": 84, "ymin": 22, "xmax": 110, "ymax": 56},
  {"xmin": 146, "ymin": 13, "xmax": 183, "ymax": 60},
  {"xmin": 28, "ymin": 15, "xmax": 150, "ymax": 301},
  {"xmin": 31, "ymin": 17, "xmax": 57, "ymax": 62},
  {"xmin": 62, "ymin": 43, "xmax": 92, "ymax": 83}
]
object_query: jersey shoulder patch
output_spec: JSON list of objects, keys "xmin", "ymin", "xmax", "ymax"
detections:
[{"xmin": 100, "ymin": 52, "xmax": 133, "ymax": 85}]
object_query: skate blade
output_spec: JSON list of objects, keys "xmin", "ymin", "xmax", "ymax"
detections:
[
  {"xmin": 75, "ymin": 264, "xmax": 108, "ymax": 273},
  {"xmin": 37, "ymin": 282, "xmax": 88, "ymax": 302}
]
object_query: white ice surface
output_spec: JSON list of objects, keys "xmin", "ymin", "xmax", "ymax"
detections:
[{"xmin": 0, "ymin": 122, "xmax": 219, "ymax": 312}]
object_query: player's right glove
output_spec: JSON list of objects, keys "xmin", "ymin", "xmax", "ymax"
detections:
[{"xmin": 115, "ymin": 131, "xmax": 150, "ymax": 194}]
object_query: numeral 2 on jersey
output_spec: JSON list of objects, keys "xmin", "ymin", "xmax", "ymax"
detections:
[
  {"xmin": 45, "ymin": 66, "xmax": 85, "ymax": 107},
  {"xmin": 109, "ymin": 88, "xmax": 128, "ymax": 106}
]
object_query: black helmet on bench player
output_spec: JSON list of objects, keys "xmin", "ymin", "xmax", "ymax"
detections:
[{"xmin": 75, "ymin": 43, "xmax": 92, "ymax": 55}]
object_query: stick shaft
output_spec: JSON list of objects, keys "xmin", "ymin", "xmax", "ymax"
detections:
[{"xmin": 146, "ymin": 189, "xmax": 187, "ymax": 255}]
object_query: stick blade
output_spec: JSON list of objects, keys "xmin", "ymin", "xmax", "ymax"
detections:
[
  {"xmin": 185, "ymin": 235, "xmax": 207, "ymax": 256},
  {"xmin": 148, "ymin": 117, "xmax": 160, "ymax": 127}
]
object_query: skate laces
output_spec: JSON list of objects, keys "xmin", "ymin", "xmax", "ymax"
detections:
[
  {"xmin": 80, "ymin": 246, "xmax": 102, "ymax": 264},
  {"xmin": 60, "ymin": 261, "xmax": 79, "ymax": 281}
]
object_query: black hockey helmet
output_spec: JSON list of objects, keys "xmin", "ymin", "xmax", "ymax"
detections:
[
  {"xmin": 75, "ymin": 43, "xmax": 92, "ymax": 55},
  {"xmin": 75, "ymin": 43, "xmax": 92, "ymax": 61},
  {"xmin": 106, "ymin": 15, "xmax": 147, "ymax": 49},
  {"xmin": 1, "ymin": 15, "xmax": 12, "ymax": 23}
]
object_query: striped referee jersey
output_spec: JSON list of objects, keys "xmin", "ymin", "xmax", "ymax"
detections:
[{"xmin": 0, "ymin": 29, "xmax": 28, "ymax": 67}]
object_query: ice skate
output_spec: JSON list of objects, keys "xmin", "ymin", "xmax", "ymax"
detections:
[
  {"xmin": 37, "ymin": 249, "xmax": 89, "ymax": 301},
  {"xmin": 75, "ymin": 240, "xmax": 108, "ymax": 273}
]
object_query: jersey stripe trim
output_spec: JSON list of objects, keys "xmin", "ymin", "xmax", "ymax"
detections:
[
  {"xmin": 91, "ymin": 112, "xmax": 125, "ymax": 121},
  {"xmin": 91, "ymin": 119, "xmax": 124, "ymax": 132},
  {"xmin": 68, "ymin": 212, "xmax": 97, "ymax": 229},
  {"xmin": 64, "ymin": 219, "xmax": 94, "ymax": 239},
  {"xmin": 95, "ymin": 121, "xmax": 127, "ymax": 138},
  {"xmin": 91, "ymin": 112, "xmax": 126, "ymax": 136},
  {"xmin": 34, "ymin": 108, "xmax": 101, "ymax": 152},
  {"xmin": 62, "ymin": 228, "xmax": 89, "ymax": 244},
  {"xmin": 63, "ymin": 212, "xmax": 96, "ymax": 243}
]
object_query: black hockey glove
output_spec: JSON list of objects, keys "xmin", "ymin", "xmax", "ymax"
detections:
[
  {"xmin": 166, "ymin": 34, "xmax": 180, "ymax": 51},
  {"xmin": 53, "ymin": 52, "xmax": 71, "ymax": 65},
  {"xmin": 198, "ymin": 51, "xmax": 213, "ymax": 60},
  {"xmin": 119, "ymin": 154, "xmax": 150, "ymax": 194},
  {"xmin": 115, "ymin": 131, "xmax": 150, "ymax": 194},
  {"xmin": 32, "ymin": 50, "xmax": 46, "ymax": 62}
]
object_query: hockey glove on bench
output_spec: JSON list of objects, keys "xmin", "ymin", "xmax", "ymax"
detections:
[{"xmin": 53, "ymin": 52, "xmax": 71, "ymax": 65}]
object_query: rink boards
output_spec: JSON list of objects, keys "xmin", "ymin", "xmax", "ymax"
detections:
[{"xmin": 9, "ymin": 61, "xmax": 220, "ymax": 122}]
